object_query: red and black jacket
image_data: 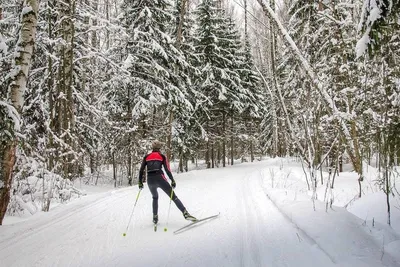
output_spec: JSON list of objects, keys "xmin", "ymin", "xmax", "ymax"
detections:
[{"xmin": 138, "ymin": 151, "xmax": 174, "ymax": 184}]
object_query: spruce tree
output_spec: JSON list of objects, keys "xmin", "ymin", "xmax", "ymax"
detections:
[
  {"xmin": 194, "ymin": 0, "xmax": 262, "ymax": 167},
  {"xmin": 171, "ymin": 0, "xmax": 206, "ymax": 169},
  {"xmin": 121, "ymin": 0, "xmax": 191, "ymax": 119}
]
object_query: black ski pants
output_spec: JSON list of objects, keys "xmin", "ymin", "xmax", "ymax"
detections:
[{"xmin": 147, "ymin": 174, "xmax": 186, "ymax": 215}]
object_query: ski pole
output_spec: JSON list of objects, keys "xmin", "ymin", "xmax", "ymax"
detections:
[
  {"xmin": 164, "ymin": 189, "xmax": 174, "ymax": 232},
  {"xmin": 123, "ymin": 189, "xmax": 142, "ymax": 236}
]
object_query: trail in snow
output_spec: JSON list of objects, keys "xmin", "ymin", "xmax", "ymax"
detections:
[
  {"xmin": 238, "ymin": 169, "xmax": 335, "ymax": 267},
  {"xmin": 0, "ymin": 161, "xmax": 398, "ymax": 267}
]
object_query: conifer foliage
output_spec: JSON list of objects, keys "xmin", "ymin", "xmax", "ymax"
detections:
[
  {"xmin": 0, "ymin": 0, "xmax": 264, "ymax": 221},
  {"xmin": 121, "ymin": 0, "xmax": 190, "ymax": 117},
  {"xmin": 194, "ymin": 0, "xmax": 262, "ymax": 167},
  {"xmin": 1, "ymin": 0, "xmax": 399, "ymax": 226}
]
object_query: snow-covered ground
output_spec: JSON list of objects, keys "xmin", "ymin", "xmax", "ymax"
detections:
[{"xmin": 1, "ymin": 158, "xmax": 399, "ymax": 267}]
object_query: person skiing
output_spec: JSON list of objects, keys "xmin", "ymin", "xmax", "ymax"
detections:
[{"xmin": 138, "ymin": 140, "xmax": 196, "ymax": 224}]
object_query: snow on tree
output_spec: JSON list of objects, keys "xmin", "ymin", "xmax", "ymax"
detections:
[
  {"xmin": 357, "ymin": 0, "xmax": 400, "ymax": 57},
  {"xmin": 0, "ymin": 0, "xmax": 397, "ymax": 225},
  {"xmin": 121, "ymin": 0, "xmax": 192, "ymax": 119},
  {"xmin": 0, "ymin": 0, "xmax": 39, "ymax": 225}
]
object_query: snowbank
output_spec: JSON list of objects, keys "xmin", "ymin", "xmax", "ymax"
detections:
[{"xmin": 259, "ymin": 158, "xmax": 400, "ymax": 265}]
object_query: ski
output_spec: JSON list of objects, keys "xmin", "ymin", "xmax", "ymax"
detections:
[
  {"xmin": 154, "ymin": 223, "xmax": 157, "ymax": 232},
  {"xmin": 173, "ymin": 213, "xmax": 220, "ymax": 234}
]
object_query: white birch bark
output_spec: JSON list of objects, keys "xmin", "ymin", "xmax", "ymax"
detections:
[
  {"xmin": 256, "ymin": 65, "xmax": 306, "ymax": 159},
  {"xmin": 255, "ymin": 0, "xmax": 362, "ymax": 175},
  {"xmin": 0, "ymin": 0, "xmax": 39, "ymax": 225},
  {"xmin": 9, "ymin": 0, "xmax": 39, "ymax": 111}
]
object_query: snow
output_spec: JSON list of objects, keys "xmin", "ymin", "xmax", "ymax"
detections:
[
  {"xmin": 122, "ymin": 54, "xmax": 134, "ymax": 70},
  {"xmin": 0, "ymin": 100, "xmax": 21, "ymax": 131},
  {"xmin": 0, "ymin": 33, "xmax": 7, "ymax": 55},
  {"xmin": 348, "ymin": 192, "xmax": 400, "ymax": 233},
  {"xmin": 356, "ymin": 1, "xmax": 383, "ymax": 57},
  {"xmin": 256, "ymin": 0, "xmax": 357, "ymax": 156},
  {"xmin": 369, "ymin": 7, "xmax": 382, "ymax": 24},
  {"xmin": 356, "ymin": 33, "xmax": 370, "ymax": 58},
  {"xmin": 259, "ymin": 158, "xmax": 400, "ymax": 266},
  {"xmin": 1, "ymin": 159, "xmax": 400, "ymax": 267},
  {"xmin": 21, "ymin": 6, "xmax": 33, "ymax": 16}
]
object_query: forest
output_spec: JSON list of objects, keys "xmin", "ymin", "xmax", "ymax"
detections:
[{"xmin": 0, "ymin": 0, "xmax": 399, "ymax": 225}]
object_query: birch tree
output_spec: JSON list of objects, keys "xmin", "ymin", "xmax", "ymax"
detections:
[
  {"xmin": 255, "ymin": 0, "xmax": 364, "ymax": 181},
  {"xmin": 0, "ymin": 0, "xmax": 39, "ymax": 225}
]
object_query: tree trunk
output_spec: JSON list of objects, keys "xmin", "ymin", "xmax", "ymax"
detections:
[
  {"xmin": 0, "ymin": 142, "xmax": 17, "ymax": 225},
  {"xmin": 113, "ymin": 152, "xmax": 117, "ymax": 188},
  {"xmin": 206, "ymin": 138, "xmax": 210, "ymax": 168},
  {"xmin": 166, "ymin": 112, "xmax": 173, "ymax": 162},
  {"xmin": 179, "ymin": 150, "xmax": 184, "ymax": 173},
  {"xmin": 0, "ymin": 0, "xmax": 39, "ymax": 225},
  {"xmin": 128, "ymin": 152, "xmax": 132, "ymax": 186},
  {"xmin": 105, "ymin": 0, "xmax": 110, "ymax": 49},
  {"xmin": 384, "ymin": 151, "xmax": 391, "ymax": 226},
  {"xmin": 166, "ymin": 0, "xmax": 188, "ymax": 161},
  {"xmin": 222, "ymin": 111, "xmax": 226, "ymax": 167},
  {"xmin": 230, "ymin": 114, "xmax": 234, "ymax": 165},
  {"xmin": 91, "ymin": 1, "xmax": 98, "ymax": 48},
  {"xmin": 269, "ymin": 0, "xmax": 278, "ymax": 158},
  {"xmin": 47, "ymin": 0, "xmax": 56, "ymax": 171},
  {"xmin": 250, "ymin": 121, "xmax": 254, "ymax": 162},
  {"xmin": 52, "ymin": 0, "xmax": 77, "ymax": 178},
  {"xmin": 64, "ymin": 0, "xmax": 76, "ymax": 178},
  {"xmin": 176, "ymin": 0, "xmax": 187, "ymax": 45},
  {"xmin": 255, "ymin": 0, "xmax": 363, "ymax": 179},
  {"xmin": 206, "ymin": 121, "xmax": 210, "ymax": 168},
  {"xmin": 211, "ymin": 142, "xmax": 215, "ymax": 168},
  {"xmin": 350, "ymin": 121, "xmax": 362, "ymax": 176}
]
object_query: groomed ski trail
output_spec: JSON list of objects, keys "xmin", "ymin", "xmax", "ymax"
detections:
[
  {"xmin": 236, "ymin": 168, "xmax": 335, "ymax": 267},
  {"xmin": 0, "ymin": 161, "xmax": 392, "ymax": 267}
]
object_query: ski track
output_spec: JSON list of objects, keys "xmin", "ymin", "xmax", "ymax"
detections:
[
  {"xmin": 240, "ymin": 179, "xmax": 261, "ymax": 267},
  {"xmin": 0, "ymin": 162, "xmax": 385, "ymax": 267},
  {"xmin": 1, "ymin": 189, "xmax": 134, "ymax": 267},
  {"xmin": 236, "ymin": 168, "xmax": 336, "ymax": 267},
  {"xmin": 0, "ymin": 190, "xmax": 122, "ymax": 249}
]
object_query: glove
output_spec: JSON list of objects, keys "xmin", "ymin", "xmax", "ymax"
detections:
[
  {"xmin": 138, "ymin": 182, "xmax": 143, "ymax": 189},
  {"xmin": 171, "ymin": 180, "xmax": 176, "ymax": 189}
]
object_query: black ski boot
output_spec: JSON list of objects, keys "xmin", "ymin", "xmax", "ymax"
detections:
[
  {"xmin": 153, "ymin": 214, "xmax": 158, "ymax": 224},
  {"xmin": 183, "ymin": 210, "xmax": 197, "ymax": 222}
]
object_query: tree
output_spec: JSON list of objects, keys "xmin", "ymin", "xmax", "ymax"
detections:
[
  {"xmin": 0, "ymin": 0, "xmax": 39, "ymax": 225},
  {"xmin": 118, "ymin": 0, "xmax": 195, "ymax": 175},
  {"xmin": 194, "ymin": 0, "xmax": 262, "ymax": 167},
  {"xmin": 357, "ymin": 0, "xmax": 400, "ymax": 224},
  {"xmin": 357, "ymin": 0, "xmax": 400, "ymax": 57}
]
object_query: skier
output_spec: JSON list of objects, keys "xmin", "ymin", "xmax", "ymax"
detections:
[{"xmin": 138, "ymin": 140, "xmax": 196, "ymax": 224}]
